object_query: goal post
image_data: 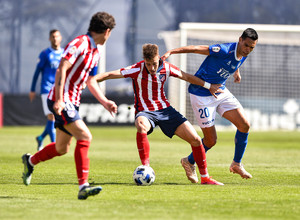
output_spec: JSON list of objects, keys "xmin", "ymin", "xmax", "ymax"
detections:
[{"xmin": 159, "ymin": 23, "xmax": 300, "ymax": 130}]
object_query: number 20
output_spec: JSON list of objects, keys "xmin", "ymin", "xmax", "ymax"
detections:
[{"xmin": 198, "ymin": 107, "xmax": 209, "ymax": 118}]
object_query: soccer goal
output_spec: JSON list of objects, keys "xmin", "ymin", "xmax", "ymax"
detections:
[{"xmin": 159, "ymin": 23, "xmax": 300, "ymax": 130}]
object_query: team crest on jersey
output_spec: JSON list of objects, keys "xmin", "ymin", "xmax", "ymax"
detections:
[
  {"xmin": 159, "ymin": 74, "xmax": 166, "ymax": 82},
  {"xmin": 67, "ymin": 110, "xmax": 76, "ymax": 118},
  {"xmin": 212, "ymin": 46, "xmax": 221, "ymax": 52},
  {"xmin": 69, "ymin": 46, "xmax": 77, "ymax": 55}
]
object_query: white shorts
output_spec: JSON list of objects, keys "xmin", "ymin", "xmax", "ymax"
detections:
[
  {"xmin": 190, "ymin": 88, "xmax": 242, "ymax": 128},
  {"xmin": 41, "ymin": 94, "xmax": 52, "ymax": 116}
]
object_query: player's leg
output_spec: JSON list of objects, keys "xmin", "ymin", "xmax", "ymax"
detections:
[
  {"xmin": 64, "ymin": 119, "xmax": 101, "ymax": 199},
  {"xmin": 186, "ymin": 94, "xmax": 218, "ymax": 165},
  {"xmin": 36, "ymin": 94, "xmax": 56, "ymax": 151},
  {"xmin": 47, "ymin": 113, "xmax": 56, "ymax": 142},
  {"xmin": 175, "ymin": 121, "xmax": 223, "ymax": 185},
  {"xmin": 222, "ymin": 108, "xmax": 252, "ymax": 179},
  {"xmin": 186, "ymin": 126, "xmax": 217, "ymax": 165},
  {"xmin": 22, "ymin": 128, "xmax": 71, "ymax": 185},
  {"xmin": 135, "ymin": 115, "xmax": 152, "ymax": 166}
]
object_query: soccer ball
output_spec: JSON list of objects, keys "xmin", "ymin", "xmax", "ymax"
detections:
[{"xmin": 133, "ymin": 165, "xmax": 155, "ymax": 186}]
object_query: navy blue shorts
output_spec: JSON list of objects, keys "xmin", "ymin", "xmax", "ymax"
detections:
[
  {"xmin": 47, "ymin": 99, "xmax": 81, "ymax": 135},
  {"xmin": 136, "ymin": 106, "xmax": 187, "ymax": 138}
]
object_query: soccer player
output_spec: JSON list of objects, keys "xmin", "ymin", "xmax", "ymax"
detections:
[
  {"xmin": 29, "ymin": 29, "xmax": 63, "ymax": 151},
  {"xmin": 22, "ymin": 12, "xmax": 117, "ymax": 200},
  {"xmin": 161, "ymin": 28, "xmax": 258, "ymax": 181},
  {"xmin": 96, "ymin": 43, "xmax": 224, "ymax": 185}
]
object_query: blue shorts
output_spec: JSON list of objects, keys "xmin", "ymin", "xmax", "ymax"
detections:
[
  {"xmin": 136, "ymin": 106, "xmax": 187, "ymax": 138},
  {"xmin": 47, "ymin": 99, "xmax": 81, "ymax": 135}
]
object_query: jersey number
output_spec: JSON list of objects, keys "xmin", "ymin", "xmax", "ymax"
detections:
[{"xmin": 198, "ymin": 107, "xmax": 209, "ymax": 118}]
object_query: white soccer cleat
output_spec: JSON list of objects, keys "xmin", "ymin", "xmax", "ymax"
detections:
[
  {"xmin": 230, "ymin": 161, "xmax": 252, "ymax": 179},
  {"xmin": 180, "ymin": 157, "xmax": 199, "ymax": 183}
]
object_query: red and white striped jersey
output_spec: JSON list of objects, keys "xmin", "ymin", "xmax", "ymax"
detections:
[
  {"xmin": 48, "ymin": 34, "xmax": 100, "ymax": 106},
  {"xmin": 120, "ymin": 60, "xmax": 181, "ymax": 112}
]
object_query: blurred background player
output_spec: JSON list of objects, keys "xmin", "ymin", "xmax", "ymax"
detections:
[
  {"xmin": 162, "ymin": 28, "xmax": 258, "ymax": 180},
  {"xmin": 29, "ymin": 29, "xmax": 63, "ymax": 151},
  {"xmin": 22, "ymin": 12, "xmax": 117, "ymax": 200},
  {"xmin": 96, "ymin": 43, "xmax": 224, "ymax": 185}
]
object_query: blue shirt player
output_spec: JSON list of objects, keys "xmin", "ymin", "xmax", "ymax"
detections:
[
  {"xmin": 162, "ymin": 28, "xmax": 258, "ymax": 182},
  {"xmin": 29, "ymin": 29, "xmax": 63, "ymax": 151}
]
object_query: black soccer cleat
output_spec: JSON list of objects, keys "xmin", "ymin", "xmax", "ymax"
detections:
[
  {"xmin": 78, "ymin": 185, "xmax": 102, "ymax": 200},
  {"xmin": 22, "ymin": 153, "xmax": 34, "ymax": 185}
]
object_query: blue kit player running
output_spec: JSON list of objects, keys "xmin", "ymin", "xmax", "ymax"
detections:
[
  {"xmin": 162, "ymin": 28, "xmax": 258, "ymax": 182},
  {"xmin": 29, "ymin": 29, "xmax": 63, "ymax": 151}
]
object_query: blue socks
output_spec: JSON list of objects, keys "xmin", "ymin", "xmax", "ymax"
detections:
[
  {"xmin": 187, "ymin": 130, "xmax": 249, "ymax": 165},
  {"xmin": 233, "ymin": 130, "xmax": 248, "ymax": 163},
  {"xmin": 39, "ymin": 120, "xmax": 56, "ymax": 142}
]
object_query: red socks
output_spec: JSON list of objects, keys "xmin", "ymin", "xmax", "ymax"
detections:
[
  {"xmin": 30, "ymin": 142, "xmax": 61, "ymax": 165},
  {"xmin": 191, "ymin": 145, "xmax": 208, "ymax": 176},
  {"xmin": 136, "ymin": 132, "xmax": 150, "ymax": 165},
  {"xmin": 74, "ymin": 140, "xmax": 90, "ymax": 185}
]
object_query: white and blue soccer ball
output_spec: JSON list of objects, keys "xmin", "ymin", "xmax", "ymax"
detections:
[{"xmin": 133, "ymin": 165, "xmax": 155, "ymax": 186}]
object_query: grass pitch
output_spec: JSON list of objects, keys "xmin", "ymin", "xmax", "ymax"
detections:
[{"xmin": 0, "ymin": 126, "xmax": 299, "ymax": 220}]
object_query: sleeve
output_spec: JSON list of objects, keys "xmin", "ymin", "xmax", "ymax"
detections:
[
  {"xmin": 89, "ymin": 66, "xmax": 98, "ymax": 76},
  {"xmin": 62, "ymin": 37, "xmax": 85, "ymax": 64},
  {"xmin": 120, "ymin": 62, "xmax": 141, "ymax": 78},
  {"xmin": 209, "ymin": 43, "xmax": 228, "ymax": 58},
  {"xmin": 30, "ymin": 51, "xmax": 46, "ymax": 92},
  {"xmin": 168, "ymin": 63, "xmax": 181, "ymax": 78}
]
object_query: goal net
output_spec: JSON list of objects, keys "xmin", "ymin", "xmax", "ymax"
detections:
[{"xmin": 159, "ymin": 23, "xmax": 300, "ymax": 130}]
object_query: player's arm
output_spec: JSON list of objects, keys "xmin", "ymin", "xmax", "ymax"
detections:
[
  {"xmin": 161, "ymin": 45, "xmax": 210, "ymax": 60},
  {"xmin": 86, "ymin": 75, "xmax": 117, "ymax": 116},
  {"xmin": 178, "ymin": 70, "xmax": 223, "ymax": 98},
  {"xmin": 29, "ymin": 52, "xmax": 45, "ymax": 102},
  {"xmin": 53, "ymin": 58, "xmax": 72, "ymax": 115},
  {"xmin": 29, "ymin": 66, "xmax": 42, "ymax": 102},
  {"xmin": 233, "ymin": 69, "xmax": 241, "ymax": 83},
  {"xmin": 95, "ymin": 69, "xmax": 124, "ymax": 82}
]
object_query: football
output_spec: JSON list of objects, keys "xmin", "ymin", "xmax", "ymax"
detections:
[{"xmin": 133, "ymin": 165, "xmax": 155, "ymax": 186}]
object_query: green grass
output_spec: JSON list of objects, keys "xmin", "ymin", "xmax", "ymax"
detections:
[{"xmin": 0, "ymin": 126, "xmax": 299, "ymax": 220}]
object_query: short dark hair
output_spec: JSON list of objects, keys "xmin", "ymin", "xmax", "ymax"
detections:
[
  {"xmin": 49, "ymin": 29, "xmax": 59, "ymax": 36},
  {"xmin": 143, "ymin": 44, "xmax": 159, "ymax": 60},
  {"xmin": 88, "ymin": 12, "xmax": 116, "ymax": 34},
  {"xmin": 241, "ymin": 28, "xmax": 258, "ymax": 41}
]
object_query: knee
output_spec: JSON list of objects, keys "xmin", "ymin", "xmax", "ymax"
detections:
[
  {"xmin": 135, "ymin": 119, "xmax": 150, "ymax": 133},
  {"xmin": 80, "ymin": 131, "xmax": 92, "ymax": 142},
  {"xmin": 190, "ymin": 136, "xmax": 202, "ymax": 147},
  {"xmin": 203, "ymin": 138, "xmax": 217, "ymax": 148},
  {"xmin": 239, "ymin": 121, "xmax": 250, "ymax": 133},
  {"xmin": 56, "ymin": 146, "xmax": 69, "ymax": 155}
]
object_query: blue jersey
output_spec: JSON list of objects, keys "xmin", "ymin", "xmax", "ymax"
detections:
[
  {"xmin": 30, "ymin": 47, "xmax": 63, "ymax": 94},
  {"xmin": 188, "ymin": 42, "xmax": 247, "ymax": 96}
]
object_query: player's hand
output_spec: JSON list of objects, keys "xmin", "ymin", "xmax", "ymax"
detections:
[
  {"xmin": 209, "ymin": 84, "xmax": 224, "ymax": 98},
  {"xmin": 29, "ymin": 92, "xmax": 36, "ymax": 102},
  {"xmin": 233, "ymin": 69, "xmax": 241, "ymax": 83},
  {"xmin": 53, "ymin": 100, "xmax": 65, "ymax": 116},
  {"xmin": 161, "ymin": 51, "xmax": 171, "ymax": 61},
  {"xmin": 234, "ymin": 74, "xmax": 241, "ymax": 83},
  {"xmin": 104, "ymin": 100, "xmax": 118, "ymax": 117}
]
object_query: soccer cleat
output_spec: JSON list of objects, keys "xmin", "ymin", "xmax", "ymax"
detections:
[
  {"xmin": 36, "ymin": 136, "xmax": 43, "ymax": 151},
  {"xmin": 78, "ymin": 185, "xmax": 102, "ymax": 200},
  {"xmin": 230, "ymin": 161, "xmax": 252, "ymax": 179},
  {"xmin": 22, "ymin": 153, "xmax": 34, "ymax": 185},
  {"xmin": 180, "ymin": 157, "xmax": 199, "ymax": 183},
  {"xmin": 201, "ymin": 176, "xmax": 224, "ymax": 185}
]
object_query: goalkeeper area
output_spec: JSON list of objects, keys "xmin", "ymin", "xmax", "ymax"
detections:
[{"xmin": 160, "ymin": 23, "xmax": 300, "ymax": 130}]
